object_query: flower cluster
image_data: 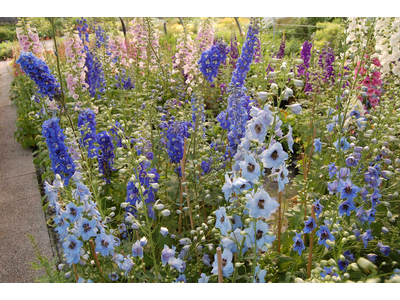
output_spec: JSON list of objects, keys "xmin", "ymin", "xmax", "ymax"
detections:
[
  {"xmin": 42, "ymin": 117, "xmax": 76, "ymax": 185},
  {"xmin": 16, "ymin": 20, "xmax": 44, "ymax": 60},
  {"xmin": 77, "ymin": 108, "xmax": 97, "ymax": 158},
  {"xmin": 198, "ymin": 41, "xmax": 229, "ymax": 83},
  {"xmin": 16, "ymin": 52, "xmax": 61, "ymax": 100},
  {"xmin": 96, "ymin": 131, "xmax": 116, "ymax": 182}
]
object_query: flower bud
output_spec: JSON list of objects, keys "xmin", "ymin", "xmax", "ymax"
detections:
[
  {"xmin": 161, "ymin": 209, "xmax": 170, "ymax": 216},
  {"xmin": 120, "ymin": 202, "xmax": 129, "ymax": 208}
]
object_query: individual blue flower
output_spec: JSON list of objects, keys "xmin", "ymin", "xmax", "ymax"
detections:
[
  {"xmin": 327, "ymin": 162, "xmax": 338, "ymax": 178},
  {"xmin": 54, "ymin": 216, "xmax": 70, "ymax": 240},
  {"xmin": 211, "ymin": 248, "xmax": 234, "ymax": 278},
  {"xmin": 221, "ymin": 228, "xmax": 246, "ymax": 254},
  {"xmin": 343, "ymin": 250, "xmax": 355, "ymax": 262},
  {"xmin": 95, "ymin": 233, "xmax": 115, "ymax": 257},
  {"xmin": 303, "ymin": 217, "xmax": 317, "ymax": 234},
  {"xmin": 338, "ymin": 200, "xmax": 357, "ymax": 217},
  {"xmin": 366, "ymin": 253, "xmax": 377, "ymax": 263},
  {"xmin": 356, "ymin": 206, "xmax": 368, "ymax": 224},
  {"xmin": 231, "ymin": 214, "xmax": 243, "ymax": 231},
  {"xmin": 312, "ymin": 199, "xmax": 324, "ymax": 218},
  {"xmin": 76, "ymin": 218, "xmax": 98, "ymax": 241},
  {"xmin": 239, "ymin": 153, "xmax": 261, "ymax": 183},
  {"xmin": 377, "ymin": 241, "xmax": 390, "ymax": 256},
  {"xmin": 174, "ymin": 274, "xmax": 186, "ymax": 283},
  {"xmin": 382, "ymin": 227, "xmax": 389, "ymax": 234},
  {"xmin": 320, "ymin": 267, "xmax": 338, "ymax": 278},
  {"xmin": 333, "ymin": 137, "xmax": 350, "ymax": 151},
  {"xmin": 370, "ymin": 190, "xmax": 382, "ymax": 208},
  {"xmin": 292, "ymin": 232, "xmax": 306, "ymax": 255},
  {"xmin": 62, "ymin": 234, "xmax": 83, "ymax": 265},
  {"xmin": 120, "ymin": 255, "xmax": 134, "ymax": 276},
  {"xmin": 73, "ymin": 181, "xmax": 92, "ymax": 202},
  {"xmin": 338, "ymin": 178, "xmax": 360, "ymax": 201},
  {"xmin": 285, "ymin": 125, "xmax": 294, "ymax": 153},
  {"xmin": 132, "ymin": 240, "xmax": 143, "ymax": 258},
  {"xmin": 249, "ymin": 116, "xmax": 268, "ymax": 142},
  {"xmin": 161, "ymin": 245, "xmax": 176, "ymax": 266},
  {"xmin": 261, "ymin": 142, "xmax": 288, "ymax": 169},
  {"xmin": 316, "ymin": 225, "xmax": 335, "ymax": 249},
  {"xmin": 346, "ymin": 156, "xmax": 358, "ymax": 167},
  {"xmin": 253, "ymin": 265, "xmax": 267, "ymax": 283},
  {"xmin": 170, "ymin": 258, "xmax": 186, "ymax": 273},
  {"xmin": 108, "ymin": 272, "xmax": 119, "ymax": 281},
  {"xmin": 244, "ymin": 220, "xmax": 275, "ymax": 251},
  {"xmin": 338, "ymin": 259, "xmax": 349, "ymax": 271},
  {"xmin": 215, "ymin": 207, "xmax": 232, "ymax": 236},
  {"xmin": 360, "ymin": 229, "xmax": 374, "ymax": 248},
  {"xmin": 198, "ymin": 273, "xmax": 210, "ymax": 283},
  {"xmin": 277, "ymin": 164, "xmax": 289, "ymax": 192},
  {"xmin": 202, "ymin": 254, "xmax": 211, "ymax": 266},
  {"xmin": 327, "ymin": 180, "xmax": 339, "ymax": 195},
  {"xmin": 63, "ymin": 202, "xmax": 83, "ymax": 224},
  {"xmin": 245, "ymin": 188, "xmax": 279, "ymax": 219},
  {"xmin": 337, "ymin": 167, "xmax": 350, "ymax": 179},
  {"xmin": 314, "ymin": 138, "xmax": 321, "ymax": 153},
  {"xmin": 326, "ymin": 122, "xmax": 335, "ymax": 132}
]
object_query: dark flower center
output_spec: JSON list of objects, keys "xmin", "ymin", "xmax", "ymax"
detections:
[
  {"xmin": 271, "ymin": 150, "xmax": 279, "ymax": 160},
  {"xmin": 295, "ymin": 240, "xmax": 302, "ymax": 247},
  {"xmin": 256, "ymin": 230, "xmax": 263, "ymax": 240},
  {"xmin": 70, "ymin": 208, "xmax": 76, "ymax": 217},
  {"xmin": 247, "ymin": 163, "xmax": 255, "ymax": 173},
  {"xmin": 101, "ymin": 240, "xmax": 109, "ymax": 248},
  {"xmin": 258, "ymin": 199, "xmax": 265, "ymax": 209},
  {"xmin": 280, "ymin": 171, "xmax": 285, "ymax": 179},
  {"xmin": 232, "ymin": 218, "xmax": 236, "ymax": 224},
  {"xmin": 240, "ymin": 184, "xmax": 246, "ymax": 189},
  {"xmin": 68, "ymin": 241, "xmax": 76, "ymax": 250},
  {"xmin": 344, "ymin": 186, "xmax": 352, "ymax": 194},
  {"xmin": 220, "ymin": 216, "xmax": 225, "ymax": 223},
  {"xmin": 255, "ymin": 124, "xmax": 262, "ymax": 134},
  {"xmin": 306, "ymin": 221, "xmax": 314, "ymax": 230},
  {"xmin": 321, "ymin": 231, "xmax": 329, "ymax": 240},
  {"xmin": 222, "ymin": 258, "xmax": 227, "ymax": 267},
  {"xmin": 342, "ymin": 203, "xmax": 349, "ymax": 211},
  {"xmin": 83, "ymin": 223, "xmax": 91, "ymax": 233},
  {"xmin": 255, "ymin": 276, "xmax": 260, "ymax": 283}
]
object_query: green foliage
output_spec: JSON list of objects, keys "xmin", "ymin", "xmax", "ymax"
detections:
[
  {"xmin": 0, "ymin": 25, "xmax": 16, "ymax": 42},
  {"xmin": 314, "ymin": 22, "xmax": 343, "ymax": 50}
]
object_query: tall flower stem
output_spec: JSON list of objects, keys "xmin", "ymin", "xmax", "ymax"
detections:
[
  {"xmin": 277, "ymin": 191, "xmax": 282, "ymax": 253},
  {"xmin": 216, "ymin": 247, "xmax": 223, "ymax": 283}
]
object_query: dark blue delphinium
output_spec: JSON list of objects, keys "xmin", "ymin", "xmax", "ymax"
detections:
[
  {"xmin": 298, "ymin": 40, "xmax": 312, "ymax": 76},
  {"xmin": 84, "ymin": 47, "xmax": 106, "ymax": 99},
  {"xmin": 96, "ymin": 131, "xmax": 116, "ymax": 182},
  {"xmin": 115, "ymin": 69, "xmax": 134, "ymax": 90},
  {"xmin": 16, "ymin": 52, "xmax": 61, "ymax": 100},
  {"xmin": 229, "ymin": 34, "xmax": 239, "ymax": 70},
  {"xmin": 109, "ymin": 120, "xmax": 125, "ymax": 147},
  {"xmin": 198, "ymin": 41, "xmax": 230, "ymax": 83},
  {"xmin": 78, "ymin": 108, "xmax": 97, "ymax": 158},
  {"xmin": 42, "ymin": 117, "xmax": 76, "ymax": 185},
  {"xmin": 165, "ymin": 120, "xmax": 192, "ymax": 164}
]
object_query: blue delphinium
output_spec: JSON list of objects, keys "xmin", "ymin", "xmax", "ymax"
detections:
[
  {"xmin": 174, "ymin": 274, "xmax": 186, "ymax": 283},
  {"xmin": 292, "ymin": 232, "xmax": 306, "ymax": 255},
  {"xmin": 215, "ymin": 207, "xmax": 232, "ymax": 236},
  {"xmin": 95, "ymin": 233, "xmax": 115, "ymax": 257},
  {"xmin": 338, "ymin": 200, "xmax": 357, "ymax": 217},
  {"xmin": 314, "ymin": 138, "xmax": 322, "ymax": 153},
  {"xmin": 338, "ymin": 178, "xmax": 360, "ymax": 201},
  {"xmin": 239, "ymin": 153, "xmax": 261, "ymax": 183},
  {"xmin": 76, "ymin": 218, "xmax": 98, "ymax": 241},
  {"xmin": 333, "ymin": 137, "xmax": 350, "ymax": 151},
  {"xmin": 221, "ymin": 228, "xmax": 247, "ymax": 254},
  {"xmin": 198, "ymin": 41, "xmax": 229, "ymax": 83},
  {"xmin": 261, "ymin": 142, "xmax": 289, "ymax": 169},
  {"xmin": 132, "ymin": 240, "xmax": 143, "ymax": 258},
  {"xmin": 315, "ymin": 225, "xmax": 335, "ymax": 248},
  {"xmin": 161, "ymin": 245, "xmax": 176, "ymax": 266},
  {"xmin": 303, "ymin": 217, "xmax": 317, "ymax": 234},
  {"xmin": 78, "ymin": 108, "xmax": 97, "ymax": 158},
  {"xmin": 115, "ymin": 68, "xmax": 134, "ymax": 90},
  {"xmin": 16, "ymin": 52, "xmax": 61, "ymax": 100},
  {"xmin": 244, "ymin": 220, "xmax": 276, "ymax": 251},
  {"xmin": 198, "ymin": 273, "xmax": 210, "ymax": 283},
  {"xmin": 42, "ymin": 118, "xmax": 76, "ymax": 185},
  {"xmin": 108, "ymin": 273, "xmax": 119, "ymax": 282},
  {"xmin": 343, "ymin": 250, "xmax": 355, "ymax": 262},
  {"xmin": 253, "ymin": 265, "xmax": 267, "ymax": 283},
  {"xmin": 84, "ymin": 47, "xmax": 106, "ymax": 99},
  {"xmin": 211, "ymin": 248, "xmax": 234, "ymax": 278},
  {"xmin": 96, "ymin": 131, "xmax": 116, "ymax": 182},
  {"xmin": 245, "ymin": 188, "xmax": 279, "ymax": 219},
  {"xmin": 164, "ymin": 120, "xmax": 192, "ymax": 164},
  {"xmin": 377, "ymin": 241, "xmax": 390, "ymax": 256},
  {"xmin": 313, "ymin": 199, "xmax": 324, "ymax": 218},
  {"xmin": 62, "ymin": 235, "xmax": 83, "ymax": 265}
]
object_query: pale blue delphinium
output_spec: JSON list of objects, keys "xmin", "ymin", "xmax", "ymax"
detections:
[
  {"xmin": 62, "ymin": 202, "xmax": 83, "ymax": 224},
  {"xmin": 285, "ymin": 125, "xmax": 294, "ymax": 153},
  {"xmin": 231, "ymin": 214, "xmax": 243, "ymax": 230},
  {"xmin": 292, "ymin": 232, "xmax": 305, "ymax": 255},
  {"xmin": 62, "ymin": 234, "xmax": 83, "ymax": 265},
  {"xmin": 245, "ymin": 188, "xmax": 279, "ymax": 218},
  {"xmin": 95, "ymin": 233, "xmax": 115, "ymax": 257},
  {"xmin": 161, "ymin": 245, "xmax": 176, "ymax": 266},
  {"xmin": 253, "ymin": 265, "xmax": 267, "ymax": 283},
  {"xmin": 76, "ymin": 218, "xmax": 98, "ymax": 241},
  {"xmin": 132, "ymin": 240, "xmax": 143, "ymax": 258},
  {"xmin": 249, "ymin": 116, "xmax": 268, "ymax": 142},
  {"xmin": 314, "ymin": 138, "xmax": 321, "ymax": 153},
  {"xmin": 211, "ymin": 248, "xmax": 234, "ymax": 278},
  {"xmin": 215, "ymin": 207, "xmax": 232, "ymax": 236},
  {"xmin": 244, "ymin": 220, "xmax": 275, "ymax": 251},
  {"xmin": 276, "ymin": 164, "xmax": 289, "ymax": 192},
  {"xmin": 221, "ymin": 228, "xmax": 247, "ymax": 254},
  {"xmin": 261, "ymin": 142, "xmax": 288, "ymax": 169},
  {"xmin": 198, "ymin": 273, "xmax": 210, "ymax": 283},
  {"xmin": 120, "ymin": 255, "xmax": 134, "ymax": 276},
  {"xmin": 239, "ymin": 153, "xmax": 261, "ymax": 183},
  {"xmin": 286, "ymin": 103, "xmax": 302, "ymax": 115},
  {"xmin": 108, "ymin": 272, "xmax": 119, "ymax": 281},
  {"xmin": 333, "ymin": 137, "xmax": 350, "ymax": 151},
  {"xmin": 160, "ymin": 227, "xmax": 169, "ymax": 237}
]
